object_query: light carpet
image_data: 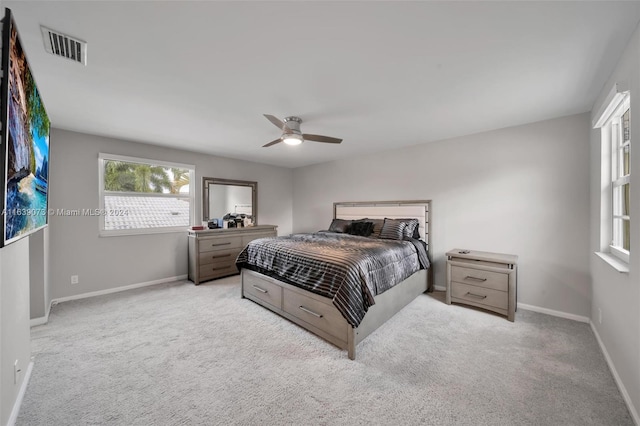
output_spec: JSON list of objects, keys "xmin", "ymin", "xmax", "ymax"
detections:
[{"xmin": 17, "ymin": 276, "xmax": 632, "ymax": 425}]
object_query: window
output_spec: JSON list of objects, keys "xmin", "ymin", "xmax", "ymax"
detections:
[
  {"xmin": 594, "ymin": 86, "xmax": 630, "ymax": 267},
  {"xmin": 611, "ymin": 105, "xmax": 630, "ymax": 260},
  {"xmin": 98, "ymin": 154, "xmax": 195, "ymax": 236}
]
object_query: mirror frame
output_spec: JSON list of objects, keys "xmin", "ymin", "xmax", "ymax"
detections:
[{"xmin": 202, "ymin": 177, "xmax": 258, "ymax": 224}]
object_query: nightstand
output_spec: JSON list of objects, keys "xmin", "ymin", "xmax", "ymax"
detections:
[{"xmin": 446, "ymin": 249, "xmax": 518, "ymax": 321}]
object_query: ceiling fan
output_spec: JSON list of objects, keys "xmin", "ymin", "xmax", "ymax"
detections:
[{"xmin": 262, "ymin": 114, "xmax": 342, "ymax": 148}]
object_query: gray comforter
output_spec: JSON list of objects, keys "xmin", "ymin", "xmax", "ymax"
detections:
[{"xmin": 236, "ymin": 232, "xmax": 429, "ymax": 327}]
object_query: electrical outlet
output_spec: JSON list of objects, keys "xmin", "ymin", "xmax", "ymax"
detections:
[
  {"xmin": 71, "ymin": 275, "xmax": 79, "ymax": 285},
  {"xmin": 598, "ymin": 308, "xmax": 602, "ymax": 325},
  {"xmin": 14, "ymin": 360, "xmax": 20, "ymax": 384}
]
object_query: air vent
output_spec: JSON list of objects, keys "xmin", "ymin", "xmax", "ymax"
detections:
[{"xmin": 40, "ymin": 26, "xmax": 87, "ymax": 65}]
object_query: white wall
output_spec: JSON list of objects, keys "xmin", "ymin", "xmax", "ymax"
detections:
[
  {"xmin": 28, "ymin": 229, "xmax": 45, "ymax": 319},
  {"xmin": 589, "ymin": 23, "xmax": 640, "ymax": 421},
  {"xmin": 293, "ymin": 113, "xmax": 591, "ymax": 318},
  {"xmin": 48, "ymin": 128, "xmax": 293, "ymax": 301},
  {"xmin": 0, "ymin": 238, "xmax": 31, "ymax": 426}
]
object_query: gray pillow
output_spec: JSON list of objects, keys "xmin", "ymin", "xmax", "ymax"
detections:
[
  {"xmin": 328, "ymin": 219, "xmax": 352, "ymax": 233},
  {"xmin": 398, "ymin": 218, "xmax": 420, "ymax": 239},
  {"xmin": 379, "ymin": 219, "xmax": 406, "ymax": 240},
  {"xmin": 364, "ymin": 218, "xmax": 385, "ymax": 238}
]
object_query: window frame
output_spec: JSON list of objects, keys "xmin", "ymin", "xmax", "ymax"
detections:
[
  {"xmin": 98, "ymin": 153, "xmax": 196, "ymax": 237},
  {"xmin": 610, "ymin": 100, "xmax": 630, "ymax": 262},
  {"xmin": 594, "ymin": 88, "xmax": 630, "ymax": 268}
]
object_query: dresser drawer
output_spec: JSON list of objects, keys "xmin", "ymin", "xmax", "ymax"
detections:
[
  {"xmin": 283, "ymin": 289, "xmax": 346, "ymax": 339},
  {"xmin": 199, "ymin": 236, "xmax": 243, "ymax": 253},
  {"xmin": 451, "ymin": 281, "xmax": 507, "ymax": 310},
  {"xmin": 451, "ymin": 265, "xmax": 508, "ymax": 292},
  {"xmin": 199, "ymin": 249, "xmax": 240, "ymax": 266},
  {"xmin": 199, "ymin": 263, "xmax": 238, "ymax": 281},
  {"xmin": 243, "ymin": 272, "xmax": 283, "ymax": 309}
]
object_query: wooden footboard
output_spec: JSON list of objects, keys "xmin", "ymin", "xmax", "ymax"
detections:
[{"xmin": 241, "ymin": 268, "xmax": 429, "ymax": 360}]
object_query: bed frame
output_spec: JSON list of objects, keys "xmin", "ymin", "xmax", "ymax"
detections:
[{"xmin": 241, "ymin": 200, "xmax": 432, "ymax": 360}]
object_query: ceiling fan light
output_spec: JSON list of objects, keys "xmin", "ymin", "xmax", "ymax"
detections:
[{"xmin": 283, "ymin": 134, "xmax": 303, "ymax": 146}]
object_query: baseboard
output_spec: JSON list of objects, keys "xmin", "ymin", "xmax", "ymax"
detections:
[
  {"xmin": 53, "ymin": 274, "xmax": 188, "ymax": 304},
  {"xmin": 30, "ymin": 316, "xmax": 48, "ymax": 327},
  {"xmin": 433, "ymin": 285, "xmax": 446, "ymax": 292},
  {"xmin": 590, "ymin": 321, "xmax": 640, "ymax": 425},
  {"xmin": 32, "ymin": 275, "xmax": 188, "ymax": 326},
  {"xmin": 517, "ymin": 302, "xmax": 590, "ymax": 323},
  {"xmin": 438, "ymin": 295, "xmax": 590, "ymax": 323},
  {"xmin": 30, "ymin": 294, "xmax": 55, "ymax": 327},
  {"xmin": 7, "ymin": 359, "xmax": 34, "ymax": 426}
]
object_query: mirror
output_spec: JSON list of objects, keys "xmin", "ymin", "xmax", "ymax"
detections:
[{"xmin": 202, "ymin": 177, "xmax": 257, "ymax": 225}]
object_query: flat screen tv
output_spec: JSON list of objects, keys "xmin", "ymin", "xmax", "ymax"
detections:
[{"xmin": 0, "ymin": 8, "xmax": 50, "ymax": 248}]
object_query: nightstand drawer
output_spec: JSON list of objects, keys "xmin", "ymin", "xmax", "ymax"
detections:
[
  {"xmin": 451, "ymin": 265, "xmax": 508, "ymax": 292},
  {"xmin": 451, "ymin": 281, "xmax": 507, "ymax": 310}
]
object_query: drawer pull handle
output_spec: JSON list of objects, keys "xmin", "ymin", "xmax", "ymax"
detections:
[
  {"xmin": 465, "ymin": 292, "xmax": 487, "ymax": 300},
  {"xmin": 211, "ymin": 254, "xmax": 231, "ymax": 259},
  {"xmin": 211, "ymin": 242, "xmax": 231, "ymax": 247},
  {"xmin": 465, "ymin": 276, "xmax": 487, "ymax": 282},
  {"xmin": 252, "ymin": 285, "xmax": 268, "ymax": 294},
  {"xmin": 299, "ymin": 306, "xmax": 323, "ymax": 318}
]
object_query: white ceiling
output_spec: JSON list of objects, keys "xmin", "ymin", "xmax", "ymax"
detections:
[{"xmin": 5, "ymin": 1, "xmax": 640, "ymax": 168}]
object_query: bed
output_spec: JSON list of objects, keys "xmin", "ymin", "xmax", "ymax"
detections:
[{"xmin": 237, "ymin": 200, "xmax": 433, "ymax": 360}]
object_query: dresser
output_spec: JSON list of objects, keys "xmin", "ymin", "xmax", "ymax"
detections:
[
  {"xmin": 188, "ymin": 225, "xmax": 277, "ymax": 285},
  {"xmin": 446, "ymin": 249, "xmax": 518, "ymax": 321}
]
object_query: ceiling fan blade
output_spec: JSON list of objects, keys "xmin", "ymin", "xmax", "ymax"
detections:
[
  {"xmin": 262, "ymin": 138, "xmax": 282, "ymax": 148},
  {"xmin": 263, "ymin": 114, "xmax": 290, "ymax": 131},
  {"xmin": 302, "ymin": 134, "xmax": 342, "ymax": 144}
]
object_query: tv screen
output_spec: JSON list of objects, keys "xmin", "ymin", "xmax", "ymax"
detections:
[{"xmin": 0, "ymin": 8, "xmax": 51, "ymax": 248}]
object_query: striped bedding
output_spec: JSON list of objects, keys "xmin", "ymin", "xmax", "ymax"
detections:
[{"xmin": 236, "ymin": 232, "xmax": 430, "ymax": 327}]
